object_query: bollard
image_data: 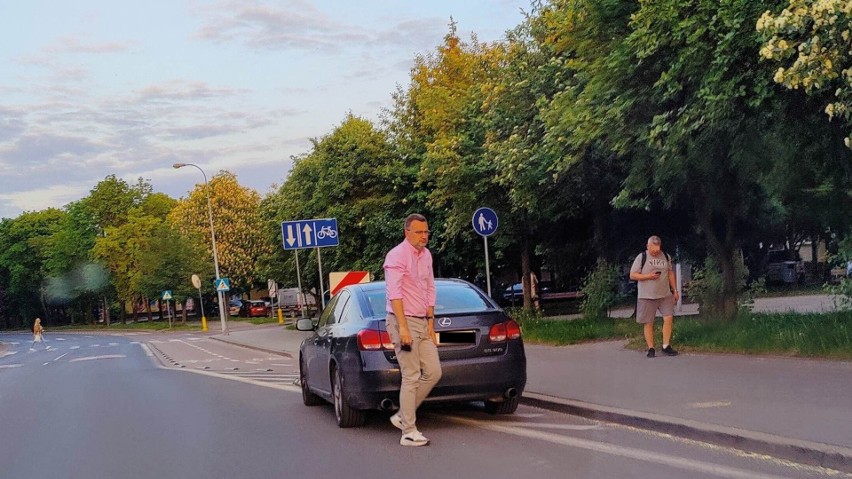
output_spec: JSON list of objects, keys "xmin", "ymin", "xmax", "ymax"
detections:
[
  {"xmin": 201, "ymin": 315, "xmax": 208, "ymax": 332},
  {"xmin": 277, "ymin": 307, "xmax": 284, "ymax": 325}
]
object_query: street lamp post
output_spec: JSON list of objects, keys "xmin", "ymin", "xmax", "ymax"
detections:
[{"xmin": 173, "ymin": 163, "xmax": 229, "ymax": 334}]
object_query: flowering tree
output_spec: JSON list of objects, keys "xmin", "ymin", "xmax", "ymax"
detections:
[
  {"xmin": 169, "ymin": 171, "xmax": 272, "ymax": 294},
  {"xmin": 758, "ymin": 0, "xmax": 852, "ymax": 147}
]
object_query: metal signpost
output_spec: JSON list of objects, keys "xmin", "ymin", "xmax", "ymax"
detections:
[
  {"xmin": 162, "ymin": 290, "xmax": 173, "ymax": 329},
  {"xmin": 192, "ymin": 274, "xmax": 207, "ymax": 332},
  {"xmin": 281, "ymin": 218, "xmax": 340, "ymax": 311},
  {"xmin": 472, "ymin": 207, "xmax": 499, "ymax": 297}
]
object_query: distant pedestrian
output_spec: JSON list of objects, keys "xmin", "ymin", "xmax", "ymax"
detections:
[
  {"xmin": 630, "ymin": 236, "xmax": 679, "ymax": 358},
  {"xmin": 31, "ymin": 317, "xmax": 49, "ymax": 350},
  {"xmin": 384, "ymin": 213, "xmax": 442, "ymax": 447},
  {"xmin": 529, "ymin": 271, "xmax": 540, "ymax": 310}
]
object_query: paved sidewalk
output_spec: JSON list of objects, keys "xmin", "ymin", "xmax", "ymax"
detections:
[{"xmin": 212, "ymin": 321, "xmax": 852, "ymax": 470}]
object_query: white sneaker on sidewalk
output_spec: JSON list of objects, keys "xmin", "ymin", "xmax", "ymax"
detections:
[
  {"xmin": 390, "ymin": 413, "xmax": 403, "ymax": 431},
  {"xmin": 400, "ymin": 430, "xmax": 429, "ymax": 447}
]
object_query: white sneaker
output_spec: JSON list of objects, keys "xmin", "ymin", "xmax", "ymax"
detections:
[
  {"xmin": 390, "ymin": 413, "xmax": 403, "ymax": 431},
  {"xmin": 400, "ymin": 430, "xmax": 429, "ymax": 447}
]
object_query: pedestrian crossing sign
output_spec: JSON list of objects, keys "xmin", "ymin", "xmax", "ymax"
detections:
[
  {"xmin": 162, "ymin": 290, "xmax": 173, "ymax": 300},
  {"xmin": 215, "ymin": 278, "xmax": 231, "ymax": 292}
]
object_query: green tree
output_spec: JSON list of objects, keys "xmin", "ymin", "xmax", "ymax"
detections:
[
  {"xmin": 262, "ymin": 115, "xmax": 407, "ymax": 297},
  {"xmin": 0, "ymin": 209, "xmax": 65, "ymax": 327}
]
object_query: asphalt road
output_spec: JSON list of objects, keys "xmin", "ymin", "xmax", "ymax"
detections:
[{"xmin": 1, "ymin": 332, "xmax": 848, "ymax": 479}]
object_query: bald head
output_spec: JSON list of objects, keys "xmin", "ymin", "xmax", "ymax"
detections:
[{"xmin": 647, "ymin": 236, "xmax": 662, "ymax": 256}]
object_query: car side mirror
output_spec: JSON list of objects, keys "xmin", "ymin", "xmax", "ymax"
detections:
[{"xmin": 296, "ymin": 318, "xmax": 315, "ymax": 332}]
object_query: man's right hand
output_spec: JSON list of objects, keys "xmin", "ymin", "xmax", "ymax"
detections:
[{"xmin": 399, "ymin": 328, "xmax": 413, "ymax": 347}]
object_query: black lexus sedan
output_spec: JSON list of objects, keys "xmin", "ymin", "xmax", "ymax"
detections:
[{"xmin": 297, "ymin": 279, "xmax": 527, "ymax": 428}]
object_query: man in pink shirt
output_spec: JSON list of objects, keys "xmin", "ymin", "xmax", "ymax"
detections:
[{"xmin": 384, "ymin": 213, "xmax": 442, "ymax": 447}]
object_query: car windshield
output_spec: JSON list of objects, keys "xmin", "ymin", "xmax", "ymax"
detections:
[{"xmin": 363, "ymin": 283, "xmax": 492, "ymax": 318}]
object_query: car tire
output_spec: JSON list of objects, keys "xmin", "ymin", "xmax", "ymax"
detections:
[
  {"xmin": 332, "ymin": 365, "xmax": 366, "ymax": 428},
  {"xmin": 484, "ymin": 396, "xmax": 520, "ymax": 415},
  {"xmin": 300, "ymin": 357, "xmax": 323, "ymax": 407}
]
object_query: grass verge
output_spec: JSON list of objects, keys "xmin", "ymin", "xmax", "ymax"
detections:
[
  {"xmin": 49, "ymin": 321, "xmax": 201, "ymax": 332},
  {"xmin": 514, "ymin": 307, "xmax": 852, "ymax": 359}
]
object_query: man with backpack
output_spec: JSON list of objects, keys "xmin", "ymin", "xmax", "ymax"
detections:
[{"xmin": 630, "ymin": 236, "xmax": 679, "ymax": 358}]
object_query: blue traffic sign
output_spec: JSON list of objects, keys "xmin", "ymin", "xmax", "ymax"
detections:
[
  {"xmin": 472, "ymin": 207, "xmax": 498, "ymax": 237},
  {"xmin": 214, "ymin": 278, "xmax": 231, "ymax": 292},
  {"xmin": 162, "ymin": 290, "xmax": 173, "ymax": 301},
  {"xmin": 281, "ymin": 218, "xmax": 339, "ymax": 250}
]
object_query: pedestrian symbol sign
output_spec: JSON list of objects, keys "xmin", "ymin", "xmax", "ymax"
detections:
[
  {"xmin": 472, "ymin": 207, "xmax": 498, "ymax": 237},
  {"xmin": 162, "ymin": 290, "xmax": 173, "ymax": 301},
  {"xmin": 214, "ymin": 278, "xmax": 231, "ymax": 292}
]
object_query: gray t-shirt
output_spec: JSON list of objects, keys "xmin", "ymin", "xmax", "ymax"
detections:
[{"xmin": 630, "ymin": 252, "xmax": 672, "ymax": 299}]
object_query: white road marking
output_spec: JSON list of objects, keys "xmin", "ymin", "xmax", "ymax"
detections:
[
  {"xmin": 53, "ymin": 353, "xmax": 69, "ymax": 362},
  {"xmin": 91, "ymin": 344, "xmax": 100, "ymax": 347},
  {"xmin": 108, "ymin": 343, "xmax": 119, "ymax": 346},
  {"xmin": 55, "ymin": 338, "xmax": 66, "ymax": 341},
  {"xmin": 0, "ymin": 364, "xmax": 22, "ymax": 369},
  {"xmin": 515, "ymin": 413, "xmax": 545, "ymax": 418},
  {"xmin": 70, "ymin": 346, "xmax": 80, "ymax": 350},
  {"xmin": 140, "ymin": 344, "xmax": 154, "ymax": 357},
  {"xmin": 69, "ymin": 355, "xmax": 126, "ymax": 362},
  {"xmin": 0, "ymin": 351, "xmax": 19, "ymax": 358},
  {"xmin": 688, "ymin": 401, "xmax": 732, "ymax": 409},
  {"xmin": 43, "ymin": 362, "xmax": 50, "ymax": 366},
  {"xmin": 446, "ymin": 416, "xmax": 796, "ymax": 479}
]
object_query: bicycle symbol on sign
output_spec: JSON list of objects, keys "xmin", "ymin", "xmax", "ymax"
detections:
[{"xmin": 316, "ymin": 225, "xmax": 337, "ymax": 239}]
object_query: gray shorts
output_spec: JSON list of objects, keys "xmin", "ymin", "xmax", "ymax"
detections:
[{"xmin": 636, "ymin": 295, "xmax": 675, "ymax": 324}]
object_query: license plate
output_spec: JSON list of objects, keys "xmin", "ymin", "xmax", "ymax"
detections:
[{"xmin": 436, "ymin": 330, "xmax": 477, "ymax": 345}]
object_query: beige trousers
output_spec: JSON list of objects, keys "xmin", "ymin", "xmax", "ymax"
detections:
[{"xmin": 386, "ymin": 315, "xmax": 442, "ymax": 434}]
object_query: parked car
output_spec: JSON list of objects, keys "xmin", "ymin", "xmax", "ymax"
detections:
[
  {"xmin": 239, "ymin": 300, "xmax": 271, "ymax": 318},
  {"xmin": 228, "ymin": 299, "xmax": 243, "ymax": 316},
  {"xmin": 297, "ymin": 278, "xmax": 526, "ymax": 427},
  {"xmin": 764, "ymin": 249, "xmax": 805, "ymax": 284},
  {"xmin": 498, "ymin": 281, "xmax": 581, "ymax": 306}
]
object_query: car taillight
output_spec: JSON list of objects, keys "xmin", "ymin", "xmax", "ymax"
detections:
[
  {"xmin": 357, "ymin": 329, "xmax": 394, "ymax": 351},
  {"xmin": 489, "ymin": 320, "xmax": 522, "ymax": 342}
]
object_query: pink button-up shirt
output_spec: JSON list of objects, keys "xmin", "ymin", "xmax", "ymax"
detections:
[{"xmin": 383, "ymin": 239, "xmax": 436, "ymax": 317}]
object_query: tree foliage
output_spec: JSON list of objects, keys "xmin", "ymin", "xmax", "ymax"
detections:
[{"xmin": 758, "ymin": 0, "xmax": 852, "ymax": 147}]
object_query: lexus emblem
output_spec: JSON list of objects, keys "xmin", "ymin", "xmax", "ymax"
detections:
[{"xmin": 439, "ymin": 318, "xmax": 452, "ymax": 327}]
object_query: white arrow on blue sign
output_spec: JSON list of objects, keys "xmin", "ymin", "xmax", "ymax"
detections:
[
  {"xmin": 281, "ymin": 218, "xmax": 339, "ymax": 250},
  {"xmin": 472, "ymin": 207, "xmax": 499, "ymax": 237}
]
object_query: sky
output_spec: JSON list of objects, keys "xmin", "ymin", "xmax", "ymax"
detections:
[{"xmin": 0, "ymin": 0, "xmax": 530, "ymax": 220}]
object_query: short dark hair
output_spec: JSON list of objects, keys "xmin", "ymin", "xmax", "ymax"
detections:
[{"xmin": 404, "ymin": 213, "xmax": 427, "ymax": 230}]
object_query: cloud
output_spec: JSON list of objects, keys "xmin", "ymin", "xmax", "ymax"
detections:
[
  {"xmin": 134, "ymin": 80, "xmax": 244, "ymax": 103},
  {"xmin": 43, "ymin": 36, "xmax": 134, "ymax": 55},
  {"xmin": 0, "ymin": 183, "xmax": 91, "ymax": 217}
]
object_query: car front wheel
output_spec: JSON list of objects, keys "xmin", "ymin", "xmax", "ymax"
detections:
[{"xmin": 332, "ymin": 365, "xmax": 366, "ymax": 428}]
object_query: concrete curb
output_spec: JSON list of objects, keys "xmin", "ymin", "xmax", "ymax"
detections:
[
  {"xmin": 521, "ymin": 392, "xmax": 852, "ymax": 473},
  {"xmin": 201, "ymin": 336, "xmax": 852, "ymax": 473},
  {"xmin": 210, "ymin": 336, "xmax": 293, "ymax": 359}
]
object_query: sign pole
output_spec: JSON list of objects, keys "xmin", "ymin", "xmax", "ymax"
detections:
[
  {"xmin": 317, "ymin": 247, "xmax": 326, "ymax": 310},
  {"xmin": 472, "ymin": 207, "xmax": 499, "ymax": 299},
  {"xmin": 295, "ymin": 249, "xmax": 306, "ymax": 318},
  {"xmin": 484, "ymin": 236, "xmax": 492, "ymax": 297}
]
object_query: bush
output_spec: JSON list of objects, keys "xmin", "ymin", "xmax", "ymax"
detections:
[
  {"xmin": 825, "ymin": 236, "xmax": 852, "ymax": 310},
  {"xmin": 580, "ymin": 260, "xmax": 619, "ymax": 320}
]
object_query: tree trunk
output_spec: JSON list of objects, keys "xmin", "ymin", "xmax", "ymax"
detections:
[
  {"xmin": 119, "ymin": 300, "xmax": 126, "ymax": 325},
  {"xmin": 104, "ymin": 298, "xmax": 111, "ymax": 327},
  {"xmin": 700, "ymin": 216, "xmax": 739, "ymax": 320},
  {"xmin": 146, "ymin": 298, "xmax": 153, "ymax": 322},
  {"xmin": 182, "ymin": 299, "xmax": 188, "ymax": 325},
  {"xmin": 157, "ymin": 299, "xmax": 163, "ymax": 321}
]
